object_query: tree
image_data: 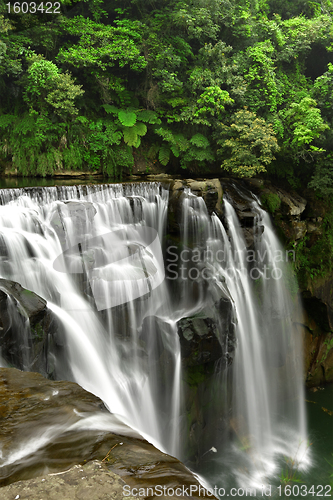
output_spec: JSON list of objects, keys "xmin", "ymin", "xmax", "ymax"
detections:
[
  {"xmin": 281, "ymin": 97, "xmax": 328, "ymax": 161},
  {"xmin": 218, "ymin": 109, "xmax": 279, "ymax": 177},
  {"xmin": 24, "ymin": 57, "xmax": 84, "ymax": 117}
]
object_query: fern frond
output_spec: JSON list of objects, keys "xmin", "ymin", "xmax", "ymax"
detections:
[
  {"xmin": 133, "ymin": 122, "xmax": 147, "ymax": 137},
  {"xmin": 103, "ymin": 104, "xmax": 120, "ymax": 115},
  {"xmin": 159, "ymin": 145, "xmax": 171, "ymax": 166},
  {"xmin": 137, "ymin": 110, "xmax": 160, "ymax": 124},
  {"xmin": 118, "ymin": 110, "xmax": 137, "ymax": 127},
  {"xmin": 190, "ymin": 133, "xmax": 210, "ymax": 149}
]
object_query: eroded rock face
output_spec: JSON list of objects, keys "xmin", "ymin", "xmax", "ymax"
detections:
[
  {"xmin": 0, "ymin": 279, "xmax": 57, "ymax": 376},
  {"xmin": 275, "ymin": 188, "xmax": 307, "ymax": 217},
  {"xmin": 177, "ymin": 298, "xmax": 236, "ymax": 368},
  {"xmin": 303, "ymin": 274, "xmax": 333, "ymax": 332},
  {"xmin": 297, "ymin": 309, "xmax": 333, "ymax": 387},
  {"xmin": 0, "ymin": 368, "xmax": 215, "ymax": 499}
]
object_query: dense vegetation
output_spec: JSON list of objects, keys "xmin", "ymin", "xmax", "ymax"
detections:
[{"xmin": 0, "ymin": 0, "xmax": 333, "ymax": 196}]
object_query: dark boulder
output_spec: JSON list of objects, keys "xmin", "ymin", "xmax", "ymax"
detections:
[
  {"xmin": 0, "ymin": 279, "xmax": 57, "ymax": 377},
  {"xmin": 177, "ymin": 298, "xmax": 236, "ymax": 368}
]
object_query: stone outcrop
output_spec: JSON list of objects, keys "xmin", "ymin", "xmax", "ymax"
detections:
[
  {"xmin": 297, "ymin": 273, "xmax": 333, "ymax": 386},
  {"xmin": 0, "ymin": 279, "xmax": 57, "ymax": 376},
  {"xmin": 168, "ymin": 179, "xmax": 223, "ymax": 235},
  {"xmin": 0, "ymin": 367, "xmax": 215, "ymax": 499},
  {"xmin": 177, "ymin": 298, "xmax": 236, "ymax": 368},
  {"xmin": 298, "ymin": 308, "xmax": 333, "ymax": 387}
]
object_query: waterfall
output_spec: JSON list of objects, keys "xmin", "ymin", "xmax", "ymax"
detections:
[
  {"xmin": 0, "ymin": 181, "xmax": 308, "ymax": 488},
  {"xmin": 0, "ymin": 183, "xmax": 181, "ymax": 456},
  {"xmin": 175, "ymin": 186, "xmax": 308, "ymax": 488}
]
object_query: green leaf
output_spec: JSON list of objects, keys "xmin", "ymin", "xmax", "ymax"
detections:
[
  {"xmin": 137, "ymin": 110, "xmax": 161, "ymax": 124},
  {"xmin": 118, "ymin": 110, "xmax": 137, "ymax": 127},
  {"xmin": 170, "ymin": 144, "xmax": 180, "ymax": 157},
  {"xmin": 133, "ymin": 122, "xmax": 147, "ymax": 136},
  {"xmin": 123, "ymin": 127, "xmax": 140, "ymax": 147},
  {"xmin": 159, "ymin": 145, "xmax": 171, "ymax": 166},
  {"xmin": 190, "ymin": 133, "xmax": 210, "ymax": 148},
  {"xmin": 103, "ymin": 105, "xmax": 120, "ymax": 115}
]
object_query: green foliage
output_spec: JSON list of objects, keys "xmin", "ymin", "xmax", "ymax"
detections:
[
  {"xmin": 153, "ymin": 126, "xmax": 214, "ymax": 168},
  {"xmin": 118, "ymin": 110, "xmax": 137, "ymax": 127},
  {"xmin": 308, "ymin": 154, "xmax": 333, "ymax": 197},
  {"xmin": 194, "ymin": 86, "xmax": 234, "ymax": 120},
  {"xmin": 293, "ymin": 205, "xmax": 333, "ymax": 282},
  {"xmin": 0, "ymin": 0, "xmax": 333, "ymax": 181},
  {"xmin": 0, "ymin": 113, "xmax": 66, "ymax": 176},
  {"xmin": 57, "ymin": 17, "xmax": 147, "ymax": 73},
  {"xmin": 218, "ymin": 109, "xmax": 280, "ymax": 177},
  {"xmin": 282, "ymin": 97, "xmax": 328, "ymax": 152},
  {"xmin": 24, "ymin": 57, "xmax": 84, "ymax": 117},
  {"xmin": 242, "ymin": 41, "xmax": 283, "ymax": 113},
  {"xmin": 313, "ymin": 63, "xmax": 333, "ymax": 118},
  {"xmin": 261, "ymin": 192, "xmax": 281, "ymax": 213}
]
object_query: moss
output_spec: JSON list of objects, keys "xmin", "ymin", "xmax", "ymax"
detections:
[
  {"xmin": 289, "ymin": 203, "xmax": 333, "ymax": 284},
  {"xmin": 320, "ymin": 334, "xmax": 333, "ymax": 364},
  {"xmin": 32, "ymin": 322, "xmax": 44, "ymax": 341},
  {"xmin": 261, "ymin": 192, "xmax": 281, "ymax": 214}
]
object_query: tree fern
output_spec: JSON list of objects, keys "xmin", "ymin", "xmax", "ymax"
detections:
[
  {"xmin": 159, "ymin": 145, "xmax": 171, "ymax": 166},
  {"xmin": 190, "ymin": 133, "xmax": 210, "ymax": 148},
  {"xmin": 123, "ymin": 127, "xmax": 141, "ymax": 147},
  {"xmin": 133, "ymin": 122, "xmax": 147, "ymax": 137},
  {"xmin": 170, "ymin": 144, "xmax": 180, "ymax": 157},
  {"xmin": 103, "ymin": 104, "xmax": 120, "ymax": 115},
  {"xmin": 137, "ymin": 110, "xmax": 161, "ymax": 124},
  {"xmin": 148, "ymin": 143, "xmax": 160, "ymax": 159},
  {"xmin": 118, "ymin": 110, "xmax": 137, "ymax": 127}
]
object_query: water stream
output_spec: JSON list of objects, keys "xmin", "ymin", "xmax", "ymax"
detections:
[{"xmin": 0, "ymin": 181, "xmax": 312, "ymax": 490}]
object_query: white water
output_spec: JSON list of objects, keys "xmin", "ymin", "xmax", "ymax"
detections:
[
  {"xmin": 174, "ymin": 187, "xmax": 309, "ymax": 487},
  {"xmin": 0, "ymin": 183, "xmax": 181, "ymax": 457},
  {"xmin": 0, "ymin": 182, "xmax": 308, "ymax": 487}
]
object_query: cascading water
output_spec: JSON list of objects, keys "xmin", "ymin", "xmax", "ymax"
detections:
[
  {"xmin": 176, "ymin": 186, "xmax": 309, "ymax": 489},
  {"xmin": 0, "ymin": 183, "xmax": 181, "ymax": 457},
  {"xmin": 0, "ymin": 181, "xmax": 309, "ymax": 491}
]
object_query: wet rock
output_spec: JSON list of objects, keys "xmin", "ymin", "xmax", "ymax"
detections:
[
  {"xmin": 179, "ymin": 298, "xmax": 236, "ymax": 464},
  {"xmin": 178, "ymin": 315, "xmax": 222, "ymax": 367},
  {"xmin": 147, "ymin": 173, "xmax": 173, "ymax": 181},
  {"xmin": 167, "ymin": 179, "xmax": 223, "ymax": 235},
  {"xmin": 0, "ymin": 368, "xmax": 215, "ymax": 499},
  {"xmin": 0, "ymin": 279, "xmax": 57, "ymax": 376},
  {"xmin": 291, "ymin": 221, "xmax": 307, "ymax": 240},
  {"xmin": 302, "ymin": 273, "xmax": 333, "ymax": 332},
  {"xmin": 53, "ymin": 170, "xmax": 101, "ymax": 178},
  {"xmin": 177, "ymin": 298, "xmax": 236, "ymax": 368},
  {"xmin": 221, "ymin": 181, "xmax": 258, "ymax": 226},
  {"xmin": 0, "ymin": 461, "xmax": 127, "ymax": 500},
  {"xmin": 276, "ymin": 189, "xmax": 306, "ymax": 217},
  {"xmin": 259, "ymin": 185, "xmax": 306, "ymax": 220},
  {"xmin": 244, "ymin": 178, "xmax": 264, "ymax": 189},
  {"xmin": 0, "ymin": 279, "xmax": 47, "ymax": 323},
  {"xmin": 298, "ymin": 309, "xmax": 333, "ymax": 386},
  {"xmin": 307, "ymin": 221, "xmax": 323, "ymax": 234}
]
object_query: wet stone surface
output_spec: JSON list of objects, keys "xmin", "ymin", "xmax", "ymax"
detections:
[{"xmin": 0, "ymin": 368, "xmax": 216, "ymax": 499}]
